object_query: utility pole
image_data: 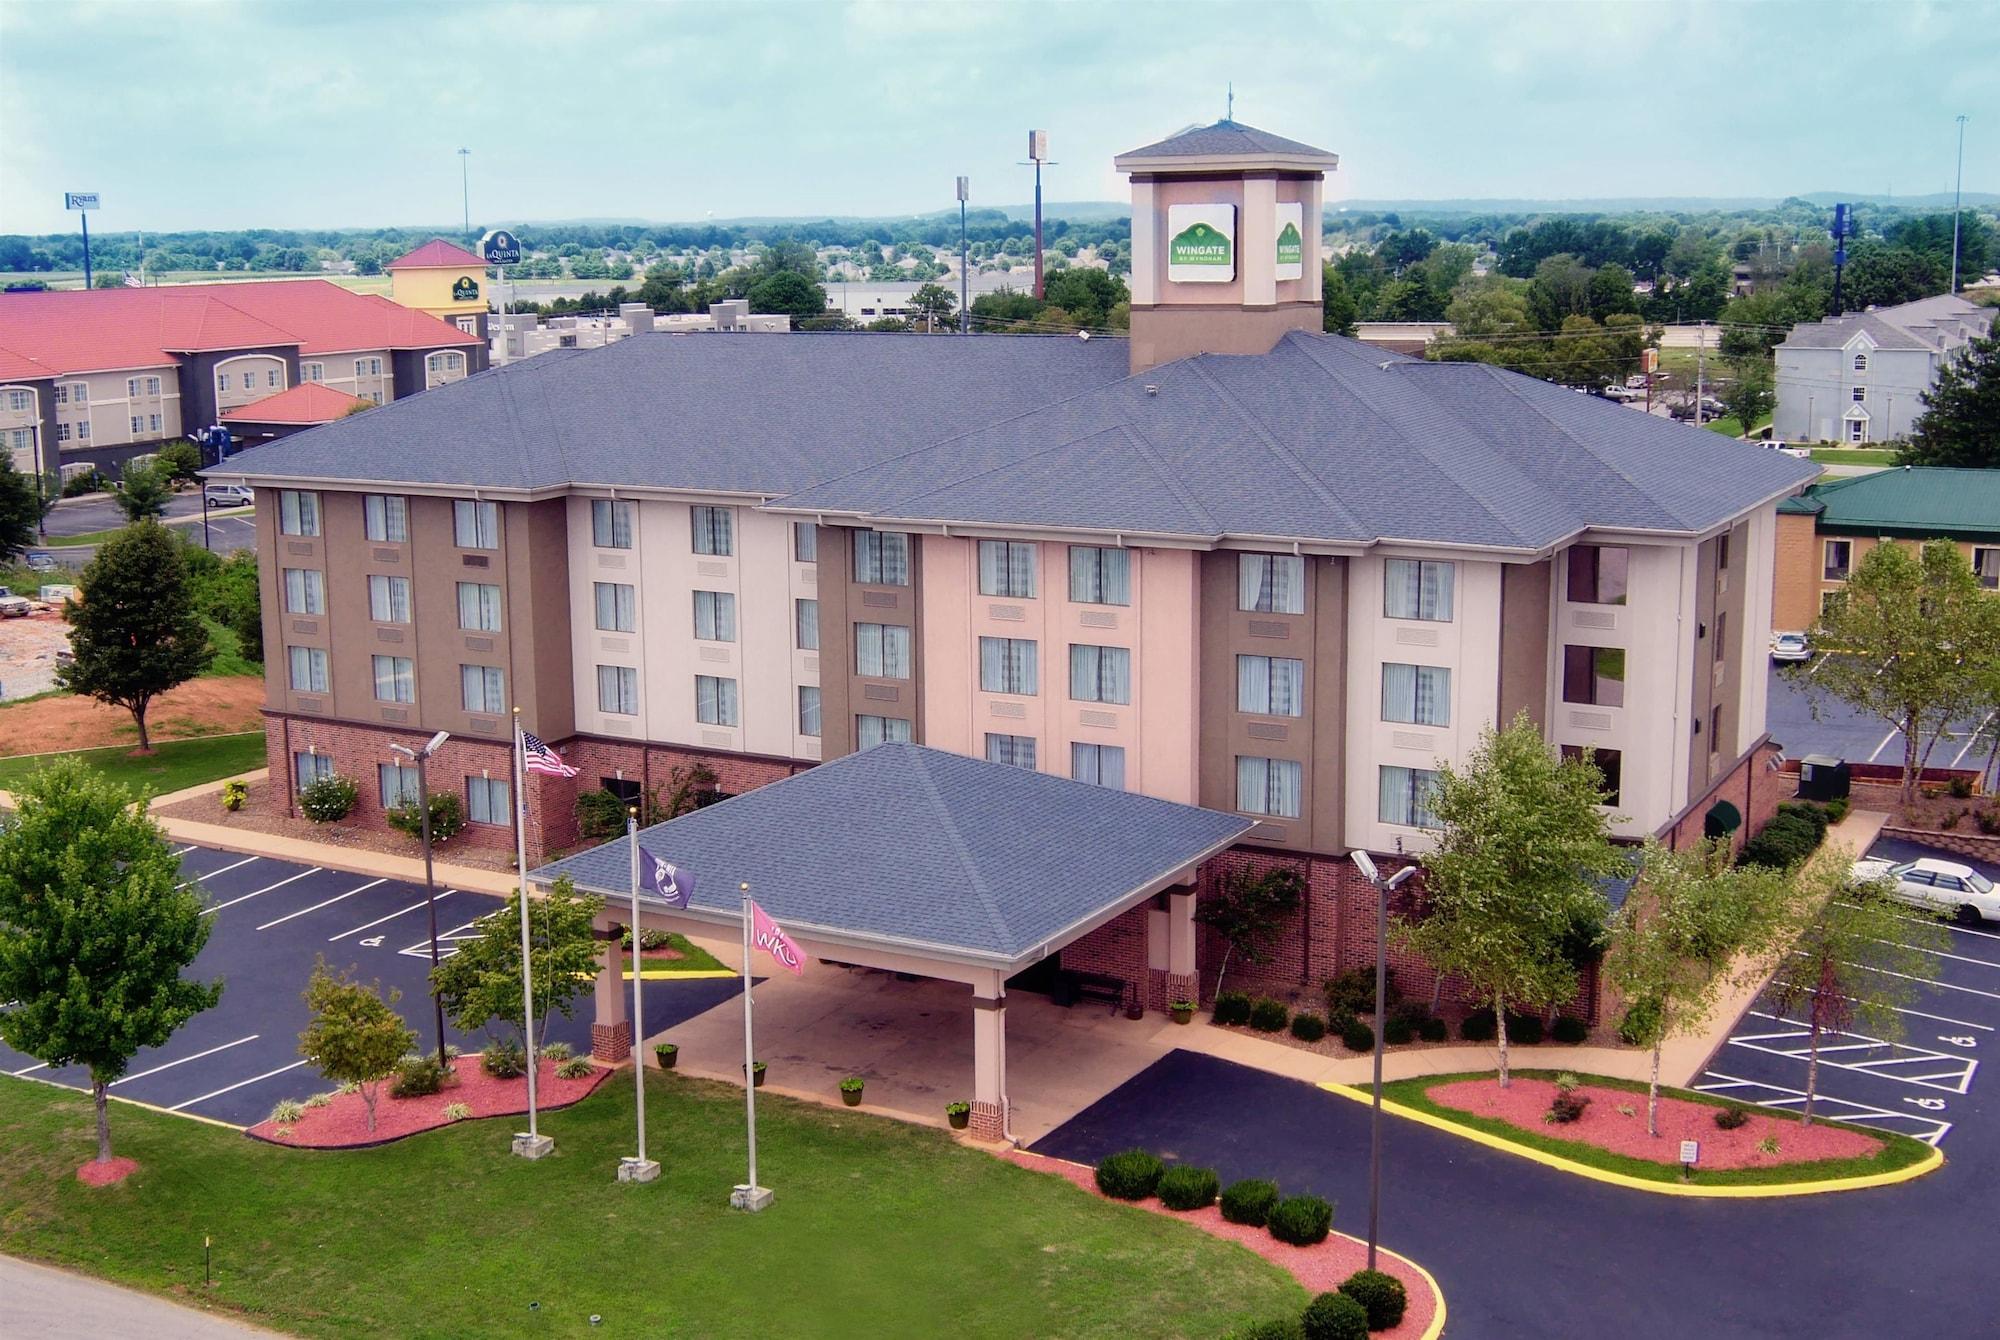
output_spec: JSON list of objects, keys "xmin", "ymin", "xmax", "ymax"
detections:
[
  {"xmin": 1694, "ymin": 321, "xmax": 1707, "ymax": 428},
  {"xmin": 957, "ymin": 176, "xmax": 970, "ymax": 335},
  {"xmin": 459, "ymin": 149, "xmax": 472, "ymax": 239},
  {"xmin": 1950, "ymin": 115, "xmax": 1968, "ymax": 294},
  {"xmin": 1023, "ymin": 131, "xmax": 1053, "ymax": 301}
]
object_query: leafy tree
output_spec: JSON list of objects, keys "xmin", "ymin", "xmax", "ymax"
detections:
[
  {"xmin": 746, "ymin": 269, "xmax": 828, "ymax": 323},
  {"xmin": 431, "ymin": 875, "xmax": 604, "ymax": 1052},
  {"xmin": 153, "ymin": 439, "xmax": 202, "ymax": 482},
  {"xmin": 1196, "ymin": 866, "xmax": 1305, "ymax": 998},
  {"xmin": 1587, "ymin": 263, "xmax": 1639, "ymax": 321},
  {"xmin": 56, "ymin": 519, "xmax": 213, "ymax": 751},
  {"xmin": 1897, "ymin": 331, "xmax": 2000, "ymax": 468},
  {"xmin": 1321, "ymin": 265, "xmax": 1359, "ymax": 336},
  {"xmin": 298, "ymin": 959, "xmax": 415, "ymax": 1133},
  {"xmin": 905, "ymin": 282, "xmax": 957, "ymax": 330},
  {"xmin": 115, "ymin": 461, "xmax": 170, "ymax": 521},
  {"xmin": 0, "ymin": 758, "xmax": 222, "ymax": 1163},
  {"xmin": 1444, "ymin": 277, "xmax": 1530, "ymax": 338},
  {"xmin": 1041, "ymin": 268, "xmax": 1126, "ymax": 329},
  {"xmin": 970, "ymin": 285, "xmax": 1047, "ymax": 331},
  {"xmin": 0, "ymin": 454, "xmax": 50, "ymax": 559},
  {"xmin": 1525, "ymin": 254, "xmax": 1595, "ymax": 332},
  {"xmin": 1843, "ymin": 241, "xmax": 1945, "ymax": 311},
  {"xmin": 1397, "ymin": 714, "xmax": 1624, "ymax": 1087},
  {"xmin": 1718, "ymin": 355, "xmax": 1775, "ymax": 432}
]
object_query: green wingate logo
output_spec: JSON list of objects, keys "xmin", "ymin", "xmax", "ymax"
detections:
[
  {"xmin": 1169, "ymin": 221, "xmax": 1232, "ymax": 266},
  {"xmin": 1275, "ymin": 221, "xmax": 1303, "ymax": 267}
]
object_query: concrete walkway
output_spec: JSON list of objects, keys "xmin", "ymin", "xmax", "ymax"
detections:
[{"xmin": 0, "ymin": 1254, "xmax": 287, "ymax": 1339}]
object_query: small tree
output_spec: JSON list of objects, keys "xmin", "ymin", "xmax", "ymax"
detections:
[
  {"xmin": 115, "ymin": 461, "xmax": 171, "ymax": 521},
  {"xmin": 1897, "ymin": 330, "xmax": 1999, "ymax": 468},
  {"xmin": 1399, "ymin": 714, "xmax": 1624, "ymax": 1087},
  {"xmin": 1768, "ymin": 852, "xmax": 1946, "ymax": 1123},
  {"xmin": 432, "ymin": 876, "xmax": 604, "ymax": 1053},
  {"xmin": 1606, "ymin": 839, "xmax": 1790, "ymax": 1136},
  {"xmin": 0, "ymin": 454, "xmax": 51, "ymax": 559},
  {"xmin": 297, "ymin": 958, "xmax": 415, "ymax": 1133},
  {"xmin": 387, "ymin": 791, "xmax": 466, "ymax": 845},
  {"xmin": 57, "ymin": 519, "xmax": 213, "ymax": 751},
  {"xmin": 906, "ymin": 282, "xmax": 957, "ymax": 331},
  {"xmin": 1196, "ymin": 866, "xmax": 1305, "ymax": 998},
  {"xmin": 153, "ymin": 439, "xmax": 203, "ymax": 483},
  {"xmin": 0, "ymin": 758, "xmax": 222, "ymax": 1164}
]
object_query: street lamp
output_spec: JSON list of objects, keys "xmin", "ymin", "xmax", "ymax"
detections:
[
  {"xmin": 391, "ymin": 729, "xmax": 452, "ymax": 1068},
  {"xmin": 1349, "ymin": 849, "xmax": 1416, "ymax": 1271}
]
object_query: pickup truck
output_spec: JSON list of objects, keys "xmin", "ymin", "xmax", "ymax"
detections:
[{"xmin": 0, "ymin": 587, "xmax": 32, "ymax": 617}]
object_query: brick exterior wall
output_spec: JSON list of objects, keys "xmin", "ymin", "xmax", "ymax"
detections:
[{"xmin": 1656, "ymin": 738, "xmax": 1787, "ymax": 857}]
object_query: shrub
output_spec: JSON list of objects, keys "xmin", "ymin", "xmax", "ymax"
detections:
[
  {"xmin": 1738, "ymin": 809, "xmax": 1825, "ymax": 869},
  {"xmin": 386, "ymin": 791, "xmax": 466, "ymax": 845},
  {"xmin": 1554, "ymin": 1071, "xmax": 1581, "ymax": 1093},
  {"xmin": 220, "ymin": 779, "xmax": 248, "ymax": 812},
  {"xmin": 556, "ymin": 1056, "xmax": 595, "ymax": 1080},
  {"xmin": 1776, "ymin": 800, "xmax": 1831, "ymax": 840},
  {"xmin": 1459, "ymin": 1008, "xmax": 1496, "ymax": 1042},
  {"xmin": 1551, "ymin": 1016, "xmax": 1590, "ymax": 1045},
  {"xmin": 1300, "ymin": 1292, "xmax": 1369, "ymax": 1340},
  {"xmin": 389, "ymin": 1055, "xmax": 449, "ymax": 1099},
  {"xmin": 574, "ymin": 788, "xmax": 628, "ymax": 841},
  {"xmin": 1942, "ymin": 811, "xmax": 1962, "ymax": 831},
  {"xmin": 1757, "ymin": 1134, "xmax": 1781, "ymax": 1155},
  {"xmin": 482, "ymin": 1037, "xmax": 528, "ymax": 1079},
  {"xmin": 1249, "ymin": 997, "xmax": 1290, "ymax": 1032},
  {"xmin": 1342, "ymin": 1017, "xmax": 1376, "ymax": 1053},
  {"xmin": 1094, "ymin": 1148, "xmax": 1165, "ymax": 1200},
  {"xmin": 1212, "ymin": 991, "xmax": 1253, "ymax": 1027},
  {"xmin": 61, "ymin": 469, "xmax": 107, "ymax": 498},
  {"xmin": 1290, "ymin": 1012, "xmax": 1327, "ymax": 1042},
  {"xmin": 1220, "ymin": 1177, "xmax": 1281, "ymax": 1226},
  {"xmin": 539, "ymin": 1041, "xmax": 572, "ymax": 1060},
  {"xmin": 1948, "ymin": 775, "xmax": 1975, "ymax": 800},
  {"xmin": 1617, "ymin": 997, "xmax": 1660, "ymax": 1047},
  {"xmin": 155, "ymin": 438, "xmax": 203, "ymax": 482},
  {"xmin": 442, "ymin": 1102, "xmax": 472, "ymax": 1122},
  {"xmin": 268, "ymin": 1098, "xmax": 305, "ymax": 1124},
  {"xmin": 1267, "ymin": 1193, "xmax": 1334, "ymax": 1246},
  {"xmin": 1382, "ymin": 1008, "xmax": 1419, "ymax": 1046},
  {"xmin": 1324, "ymin": 965, "xmax": 1397, "ymax": 1018},
  {"xmin": 1825, "ymin": 796, "xmax": 1851, "ymax": 824},
  {"xmin": 1157, "ymin": 1164, "xmax": 1221, "ymax": 1211},
  {"xmin": 1546, "ymin": 1091, "xmax": 1590, "ymax": 1124},
  {"xmin": 1714, "ymin": 1105, "xmax": 1751, "ymax": 1130},
  {"xmin": 1229, "ymin": 1320, "xmax": 1305, "ymax": 1340},
  {"xmin": 1338, "ymin": 1268, "xmax": 1409, "ymax": 1331},
  {"xmin": 303, "ymin": 1091, "xmax": 333, "ymax": 1109},
  {"xmin": 1418, "ymin": 1015, "xmax": 1449, "ymax": 1042},
  {"xmin": 1506, "ymin": 1013, "xmax": 1545, "ymax": 1046},
  {"xmin": 1978, "ymin": 809, "xmax": 2000, "ymax": 837},
  {"xmin": 298, "ymin": 773, "xmax": 358, "ymax": 823}
]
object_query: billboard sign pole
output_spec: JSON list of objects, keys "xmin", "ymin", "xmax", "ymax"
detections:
[{"xmin": 65, "ymin": 193, "xmax": 99, "ymax": 289}]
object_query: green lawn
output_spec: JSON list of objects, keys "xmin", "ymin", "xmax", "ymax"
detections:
[
  {"xmin": 1808, "ymin": 448, "xmax": 1899, "ymax": 466},
  {"xmin": 1377, "ymin": 1069, "xmax": 1935, "ymax": 1187},
  {"xmin": 628, "ymin": 931, "xmax": 730, "ymax": 973},
  {"xmin": 0, "ymin": 1071, "xmax": 1302, "ymax": 1339},
  {"xmin": 0, "ymin": 732, "xmax": 265, "ymax": 798}
]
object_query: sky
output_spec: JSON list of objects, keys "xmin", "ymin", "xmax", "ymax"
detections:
[{"xmin": 2, "ymin": 0, "xmax": 1995, "ymax": 236}]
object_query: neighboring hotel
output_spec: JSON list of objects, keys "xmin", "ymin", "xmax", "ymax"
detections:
[
  {"xmin": 1772, "ymin": 293, "xmax": 1994, "ymax": 444},
  {"xmin": 211, "ymin": 120, "xmax": 1814, "ymax": 1012}
]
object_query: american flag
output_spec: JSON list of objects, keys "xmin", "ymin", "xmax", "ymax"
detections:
[{"xmin": 522, "ymin": 730, "xmax": 579, "ymax": 777}]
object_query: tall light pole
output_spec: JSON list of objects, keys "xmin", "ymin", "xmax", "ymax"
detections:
[
  {"xmin": 957, "ymin": 176, "xmax": 970, "ymax": 335},
  {"xmin": 1950, "ymin": 115, "xmax": 1968, "ymax": 294},
  {"xmin": 458, "ymin": 149, "xmax": 472, "ymax": 239},
  {"xmin": 391, "ymin": 729, "xmax": 452, "ymax": 1069},
  {"xmin": 1349, "ymin": 849, "xmax": 1416, "ymax": 1271}
]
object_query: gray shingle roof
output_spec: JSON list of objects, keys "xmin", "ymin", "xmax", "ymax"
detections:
[
  {"xmin": 1778, "ymin": 311, "xmax": 1932, "ymax": 351},
  {"xmin": 1117, "ymin": 119, "xmax": 1337, "ymax": 163},
  {"xmin": 528, "ymin": 743, "xmax": 1250, "ymax": 965},
  {"xmin": 1778, "ymin": 296, "xmax": 1993, "ymax": 352}
]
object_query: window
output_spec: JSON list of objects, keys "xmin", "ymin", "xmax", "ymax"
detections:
[
  {"xmin": 1381, "ymin": 663, "xmax": 1451, "ymax": 726},
  {"xmin": 798, "ymin": 686, "xmax": 822, "ymax": 737},
  {"xmin": 1069, "ymin": 545, "xmax": 1131, "ymax": 606},
  {"xmin": 267, "ymin": 367, "xmax": 282, "ymax": 388},
  {"xmin": 693, "ymin": 590, "xmax": 737, "ymax": 642},
  {"xmin": 354, "ymin": 357, "xmax": 382, "ymax": 378},
  {"xmin": 853, "ymin": 530, "xmax": 910, "ymax": 586},
  {"xmin": 461, "ymin": 664, "xmax": 505, "ymax": 713},
  {"xmin": 453, "ymin": 499, "xmax": 498, "ymax": 549},
  {"xmin": 691, "ymin": 505, "xmax": 733, "ymax": 556},
  {"xmin": 364, "ymin": 494, "xmax": 407, "ymax": 542},
  {"xmin": 1379, "ymin": 765, "xmax": 1439, "ymax": 828},
  {"xmin": 426, "ymin": 352, "xmax": 464, "ymax": 380},
  {"xmin": 695, "ymin": 675, "xmax": 739, "ymax": 726},
  {"xmin": 1853, "ymin": 352, "xmax": 1868, "ymax": 372},
  {"xmin": 1566, "ymin": 545, "xmax": 1628, "ymax": 606},
  {"xmin": 1713, "ymin": 610, "xmax": 1727, "ymax": 663},
  {"xmin": 1562, "ymin": 645, "xmax": 1626, "ymax": 708},
  {"xmin": 795, "ymin": 598, "xmax": 819, "ymax": 650},
  {"xmin": 294, "ymin": 751, "xmax": 334, "ymax": 789},
  {"xmin": 1851, "ymin": 385, "xmax": 1867, "ymax": 403},
  {"xmin": 793, "ymin": 521, "xmax": 817, "ymax": 563},
  {"xmin": 593, "ymin": 582, "xmax": 635, "ymax": 633},
  {"xmin": 1237, "ymin": 756, "xmax": 1303, "ymax": 818},
  {"xmin": 1561, "ymin": 745, "xmax": 1623, "ymax": 805},
  {"xmin": 301, "ymin": 362, "xmax": 324, "ymax": 383},
  {"xmin": 371, "ymin": 655, "xmax": 414, "ymax": 703},
  {"xmin": 457, "ymin": 317, "xmax": 478, "ymax": 335},
  {"xmin": 130, "ymin": 415, "xmax": 144, "ymax": 434},
  {"xmin": 1071, "ymin": 742, "xmax": 1126, "ymax": 789},
  {"xmin": 278, "ymin": 490, "xmax": 320, "ymax": 536},
  {"xmin": 145, "ymin": 376, "xmax": 161, "ymax": 396},
  {"xmin": 1974, "ymin": 548, "xmax": 1999, "ymax": 590},
  {"xmin": 1710, "ymin": 704, "xmax": 1724, "ymax": 750},
  {"xmin": 466, "ymin": 776, "xmax": 510, "ymax": 825},
  {"xmin": 591, "ymin": 499, "xmax": 633, "ymax": 549},
  {"xmin": 148, "ymin": 413, "xmax": 161, "ymax": 433},
  {"xmin": 1823, "ymin": 540, "xmax": 1852, "ymax": 581},
  {"xmin": 597, "ymin": 665, "xmax": 638, "ymax": 715},
  {"xmin": 281, "ymin": 568, "xmax": 324, "ymax": 615},
  {"xmin": 368, "ymin": 390, "xmax": 382, "ymax": 406},
  {"xmin": 1718, "ymin": 533, "xmax": 1730, "ymax": 571},
  {"xmin": 3, "ymin": 388, "xmax": 29, "ymax": 413},
  {"xmin": 979, "ymin": 636, "xmax": 1038, "ymax": 694},
  {"xmin": 287, "ymin": 646, "xmax": 328, "ymax": 692},
  {"xmin": 856, "ymin": 714, "xmax": 911, "ymax": 748},
  {"xmin": 216, "ymin": 373, "xmax": 230, "ymax": 393},
  {"xmin": 458, "ymin": 582, "xmax": 502, "ymax": 632},
  {"xmin": 855, "ymin": 622, "xmax": 913, "ymax": 678},
  {"xmin": 72, "ymin": 382, "xmax": 86, "ymax": 404},
  {"xmin": 1384, "ymin": 558, "xmax": 1454, "ymax": 621},
  {"xmin": 127, "ymin": 377, "xmax": 141, "ymax": 398},
  {"xmin": 978, "ymin": 540, "xmax": 1037, "ymax": 598},
  {"xmin": 1069, "ymin": 644, "xmax": 1132, "ymax": 704},
  {"xmin": 985, "ymin": 733, "xmax": 1037, "ymax": 769},
  {"xmin": 368, "ymin": 574, "xmax": 411, "ymax": 623},
  {"xmin": 1238, "ymin": 655, "xmax": 1305, "ymax": 717},
  {"xmin": 55, "ymin": 422, "xmax": 70, "ymax": 443},
  {"xmin": 378, "ymin": 763, "xmax": 420, "ymax": 809},
  {"xmin": 75, "ymin": 420, "xmax": 89, "ymax": 439},
  {"xmin": 1238, "ymin": 554, "xmax": 1305, "ymax": 614},
  {"xmin": 51, "ymin": 384, "xmax": 66, "ymax": 406}
]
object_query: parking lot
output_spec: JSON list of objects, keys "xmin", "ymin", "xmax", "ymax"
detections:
[
  {"xmin": 0, "ymin": 843, "xmax": 740, "ymax": 1126},
  {"xmin": 1769, "ymin": 657, "xmax": 1997, "ymax": 786}
]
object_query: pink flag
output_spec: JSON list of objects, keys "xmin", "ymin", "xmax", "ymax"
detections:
[{"xmin": 751, "ymin": 899, "xmax": 805, "ymax": 976}]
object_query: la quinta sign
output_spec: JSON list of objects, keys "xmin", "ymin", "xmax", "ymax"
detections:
[
  {"xmin": 1166, "ymin": 204, "xmax": 1235, "ymax": 283},
  {"xmin": 451, "ymin": 276, "xmax": 481, "ymax": 302}
]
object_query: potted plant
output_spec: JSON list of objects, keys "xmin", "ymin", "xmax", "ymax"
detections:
[
  {"xmin": 220, "ymin": 779, "xmax": 248, "ymax": 812},
  {"xmin": 945, "ymin": 1101, "xmax": 971, "ymax": 1131},
  {"xmin": 655, "ymin": 1042, "xmax": 677, "ymax": 1070},
  {"xmin": 839, "ymin": 1075, "xmax": 865, "ymax": 1106},
  {"xmin": 1170, "ymin": 999, "xmax": 1196, "ymax": 1025},
  {"xmin": 746, "ymin": 1060, "xmax": 767, "ymax": 1088}
]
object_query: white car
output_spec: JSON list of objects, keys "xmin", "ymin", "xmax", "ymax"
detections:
[
  {"xmin": 1603, "ymin": 384, "xmax": 1641, "ymax": 403},
  {"xmin": 1770, "ymin": 632, "xmax": 1811, "ymax": 662},
  {"xmin": 1851, "ymin": 856, "xmax": 2000, "ymax": 925}
]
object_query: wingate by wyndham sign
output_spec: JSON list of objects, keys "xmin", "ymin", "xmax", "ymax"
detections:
[{"xmin": 1166, "ymin": 204, "xmax": 1235, "ymax": 283}]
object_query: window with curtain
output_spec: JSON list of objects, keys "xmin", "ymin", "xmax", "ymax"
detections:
[
  {"xmin": 693, "ymin": 590, "xmax": 738, "ymax": 642},
  {"xmin": 978, "ymin": 636, "xmax": 1038, "ymax": 694},
  {"xmin": 593, "ymin": 582, "xmax": 635, "ymax": 633},
  {"xmin": 378, "ymin": 763, "xmax": 420, "ymax": 809},
  {"xmin": 1561, "ymin": 745, "xmax": 1623, "ymax": 804},
  {"xmin": 371, "ymin": 655, "xmax": 414, "ymax": 703},
  {"xmin": 1383, "ymin": 559, "xmax": 1454, "ymax": 621},
  {"xmin": 591, "ymin": 499, "xmax": 634, "ymax": 549},
  {"xmin": 1714, "ymin": 611, "xmax": 1727, "ymax": 663},
  {"xmin": 368, "ymin": 574, "xmax": 412, "ymax": 624},
  {"xmin": 695, "ymin": 675, "xmax": 740, "ymax": 726},
  {"xmin": 852, "ymin": 531, "xmax": 910, "ymax": 586},
  {"xmin": 597, "ymin": 664, "xmax": 638, "ymax": 715},
  {"xmin": 460, "ymin": 664, "xmax": 505, "ymax": 713},
  {"xmin": 282, "ymin": 568, "xmax": 324, "ymax": 616},
  {"xmin": 1381, "ymin": 663, "xmax": 1450, "ymax": 725},
  {"xmin": 985, "ymin": 733, "xmax": 1037, "ymax": 769},
  {"xmin": 287, "ymin": 646, "xmax": 328, "ymax": 692},
  {"xmin": 793, "ymin": 521, "xmax": 818, "ymax": 563},
  {"xmin": 363, "ymin": 494, "xmax": 407, "ymax": 543},
  {"xmin": 1561, "ymin": 645, "xmax": 1625, "ymax": 707},
  {"xmin": 1379, "ymin": 765, "xmax": 1440, "ymax": 828},
  {"xmin": 978, "ymin": 540, "xmax": 1037, "ymax": 598},
  {"xmin": 1238, "ymin": 554, "xmax": 1305, "ymax": 614},
  {"xmin": 795, "ymin": 598, "xmax": 819, "ymax": 650},
  {"xmin": 798, "ymin": 686, "xmax": 822, "ymax": 737},
  {"xmin": 452, "ymin": 499, "xmax": 498, "ymax": 550},
  {"xmin": 279, "ymin": 490, "xmax": 320, "ymax": 537},
  {"xmin": 691, "ymin": 505, "xmax": 733, "ymax": 555},
  {"xmin": 854, "ymin": 622, "xmax": 912, "ymax": 678},
  {"xmin": 1237, "ymin": 655, "xmax": 1305, "ymax": 717},
  {"xmin": 1236, "ymin": 756, "xmax": 1303, "ymax": 818},
  {"xmin": 294, "ymin": 751, "xmax": 334, "ymax": 789},
  {"xmin": 1071, "ymin": 742, "xmax": 1126, "ymax": 789},
  {"xmin": 1069, "ymin": 546, "xmax": 1131, "ymax": 606},
  {"xmin": 466, "ymin": 776, "xmax": 511, "ymax": 825},
  {"xmin": 856, "ymin": 714, "xmax": 911, "ymax": 748},
  {"xmin": 456, "ymin": 582, "xmax": 501, "ymax": 632},
  {"xmin": 1068, "ymin": 644, "xmax": 1131, "ymax": 704},
  {"xmin": 1566, "ymin": 545, "xmax": 1629, "ymax": 606}
]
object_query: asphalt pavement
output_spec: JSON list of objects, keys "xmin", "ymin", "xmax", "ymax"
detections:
[
  {"xmin": 27, "ymin": 493, "xmax": 256, "ymax": 568},
  {"xmin": 1768, "ymin": 656, "xmax": 1998, "ymax": 786}
]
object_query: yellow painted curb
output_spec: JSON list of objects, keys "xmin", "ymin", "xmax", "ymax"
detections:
[
  {"xmin": 1321, "ymin": 1081, "xmax": 1944, "ymax": 1198},
  {"xmin": 622, "ymin": 968, "xmax": 737, "ymax": 981}
]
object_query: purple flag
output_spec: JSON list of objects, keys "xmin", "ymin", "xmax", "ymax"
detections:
[{"xmin": 637, "ymin": 844, "xmax": 693, "ymax": 909}]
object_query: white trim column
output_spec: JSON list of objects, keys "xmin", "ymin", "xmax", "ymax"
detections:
[
  {"xmin": 590, "ymin": 919, "xmax": 631, "ymax": 1062},
  {"xmin": 970, "ymin": 987, "xmax": 1009, "ymax": 1142}
]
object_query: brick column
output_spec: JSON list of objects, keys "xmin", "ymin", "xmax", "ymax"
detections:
[{"xmin": 590, "ymin": 924, "xmax": 629, "ymax": 1062}]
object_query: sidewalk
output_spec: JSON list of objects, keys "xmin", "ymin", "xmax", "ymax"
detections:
[{"xmin": 0, "ymin": 1254, "xmax": 287, "ymax": 1339}]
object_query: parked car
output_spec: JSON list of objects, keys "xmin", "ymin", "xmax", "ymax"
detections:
[
  {"xmin": 0, "ymin": 587, "xmax": 31, "ymax": 617},
  {"xmin": 1850, "ymin": 856, "xmax": 2000, "ymax": 925},
  {"xmin": 1770, "ymin": 632, "xmax": 1811, "ymax": 662},
  {"xmin": 1763, "ymin": 440, "xmax": 1810, "ymax": 459},
  {"xmin": 1603, "ymin": 384, "xmax": 1641, "ymax": 402},
  {"xmin": 24, "ymin": 552, "xmax": 56, "ymax": 572},
  {"xmin": 204, "ymin": 483, "xmax": 254, "ymax": 508}
]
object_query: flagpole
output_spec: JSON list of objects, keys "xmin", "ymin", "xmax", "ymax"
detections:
[
  {"xmin": 618, "ymin": 809, "xmax": 658, "ymax": 1182},
  {"xmin": 730, "ymin": 881, "xmax": 771, "ymax": 1211},
  {"xmin": 510, "ymin": 709, "xmax": 551, "ymax": 1160}
]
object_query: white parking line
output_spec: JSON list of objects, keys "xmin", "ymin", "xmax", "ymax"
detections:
[
  {"xmin": 1951, "ymin": 712, "xmax": 1997, "ymax": 768},
  {"xmin": 399, "ymin": 917, "xmax": 490, "ymax": 959},
  {"xmin": 1734, "ymin": 1011, "xmax": 1977, "ymax": 1093},
  {"xmin": 202, "ymin": 867, "xmax": 322, "ymax": 916},
  {"xmin": 194, "ymin": 855, "xmax": 261, "ymax": 882},
  {"xmin": 109, "ymin": 1035, "xmax": 258, "ymax": 1087},
  {"xmin": 170, "ymin": 844, "xmax": 195, "ymax": 857},
  {"xmin": 1841, "ymin": 958, "xmax": 2000, "ymax": 1003},
  {"xmin": 328, "ymin": 890, "xmax": 458, "ymax": 942},
  {"xmin": 1869, "ymin": 937, "xmax": 2000, "ymax": 971},
  {"xmin": 8, "ymin": 1060, "xmax": 49, "ymax": 1077},
  {"xmin": 254, "ymin": 879, "xmax": 386, "ymax": 931},
  {"xmin": 168, "ymin": 1060, "xmax": 312, "ymax": 1113},
  {"xmin": 1693, "ymin": 1070, "xmax": 1952, "ymax": 1145},
  {"xmin": 1882, "ymin": 910, "xmax": 2000, "ymax": 945},
  {"xmin": 1866, "ymin": 726, "xmax": 1899, "ymax": 765}
]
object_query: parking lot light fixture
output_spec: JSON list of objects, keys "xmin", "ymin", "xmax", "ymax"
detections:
[
  {"xmin": 391, "ymin": 731, "xmax": 451, "ymax": 1069},
  {"xmin": 1350, "ymin": 849, "xmax": 1417, "ymax": 1270}
]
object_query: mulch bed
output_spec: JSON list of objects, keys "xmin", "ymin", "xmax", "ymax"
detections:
[
  {"xmin": 1427, "ymin": 1076, "xmax": 1884, "ymax": 1169},
  {"xmin": 76, "ymin": 1157, "xmax": 140, "ymax": 1186},
  {"xmin": 157, "ymin": 781, "xmax": 522, "ymax": 874},
  {"xmin": 244, "ymin": 1056, "xmax": 611, "ymax": 1150},
  {"xmin": 1007, "ymin": 1151, "xmax": 1438, "ymax": 1338}
]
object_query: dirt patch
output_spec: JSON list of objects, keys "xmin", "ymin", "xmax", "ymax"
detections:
[
  {"xmin": 0, "ymin": 613, "xmax": 71, "ymax": 702},
  {"xmin": 0, "ymin": 677, "xmax": 266, "ymax": 755},
  {"xmin": 155, "ymin": 776, "xmax": 521, "ymax": 874},
  {"xmin": 76, "ymin": 1157, "xmax": 140, "ymax": 1187},
  {"xmin": 246, "ymin": 1056, "xmax": 610, "ymax": 1149}
]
